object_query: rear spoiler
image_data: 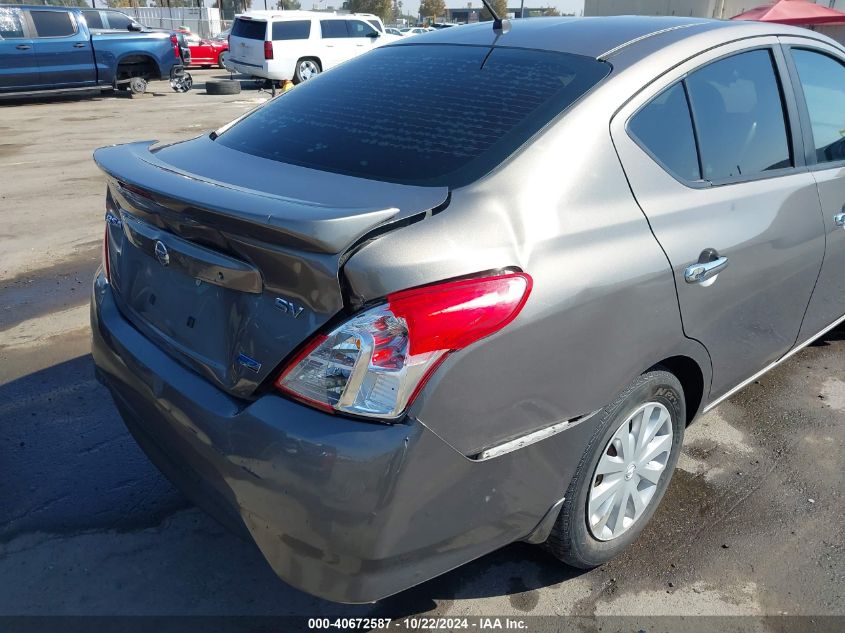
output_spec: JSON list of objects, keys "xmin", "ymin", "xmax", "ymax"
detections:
[{"xmin": 93, "ymin": 141, "xmax": 400, "ymax": 254}]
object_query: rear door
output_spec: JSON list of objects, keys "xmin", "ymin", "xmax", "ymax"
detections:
[
  {"xmin": 229, "ymin": 16, "xmax": 267, "ymax": 67},
  {"xmin": 319, "ymin": 19, "xmax": 353, "ymax": 69},
  {"xmin": 0, "ymin": 7, "xmax": 38, "ymax": 91},
  {"xmin": 783, "ymin": 39, "xmax": 845, "ymax": 341},
  {"xmin": 27, "ymin": 9, "xmax": 95, "ymax": 88},
  {"xmin": 612, "ymin": 39, "xmax": 826, "ymax": 401}
]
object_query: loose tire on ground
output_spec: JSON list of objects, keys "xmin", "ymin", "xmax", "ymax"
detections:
[
  {"xmin": 206, "ymin": 79, "xmax": 241, "ymax": 95},
  {"xmin": 543, "ymin": 369, "xmax": 685, "ymax": 569}
]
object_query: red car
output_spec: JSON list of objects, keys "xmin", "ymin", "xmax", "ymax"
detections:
[{"xmin": 183, "ymin": 32, "xmax": 229, "ymax": 68}]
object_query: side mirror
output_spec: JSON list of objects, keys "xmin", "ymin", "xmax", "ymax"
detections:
[
  {"xmin": 366, "ymin": 31, "xmax": 379, "ymax": 38},
  {"xmin": 128, "ymin": 22, "xmax": 143, "ymax": 32}
]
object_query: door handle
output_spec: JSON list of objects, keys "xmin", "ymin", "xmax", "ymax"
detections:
[
  {"xmin": 834, "ymin": 212, "xmax": 845, "ymax": 228},
  {"xmin": 16, "ymin": 44, "xmax": 31, "ymax": 50},
  {"xmin": 73, "ymin": 42, "xmax": 87, "ymax": 48},
  {"xmin": 684, "ymin": 256, "xmax": 729, "ymax": 284}
]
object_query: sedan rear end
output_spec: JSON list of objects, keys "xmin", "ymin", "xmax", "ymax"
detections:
[{"xmin": 92, "ymin": 25, "xmax": 623, "ymax": 602}]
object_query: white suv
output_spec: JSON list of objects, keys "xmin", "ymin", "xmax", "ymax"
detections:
[{"xmin": 227, "ymin": 11, "xmax": 398, "ymax": 83}]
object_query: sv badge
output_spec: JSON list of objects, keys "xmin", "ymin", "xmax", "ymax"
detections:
[{"xmin": 275, "ymin": 297, "xmax": 305, "ymax": 319}]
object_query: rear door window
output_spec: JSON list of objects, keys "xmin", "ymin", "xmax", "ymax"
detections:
[
  {"xmin": 272, "ymin": 20, "xmax": 311, "ymax": 41},
  {"xmin": 30, "ymin": 10, "xmax": 76, "ymax": 37},
  {"xmin": 0, "ymin": 7, "xmax": 25, "ymax": 38},
  {"xmin": 629, "ymin": 83, "xmax": 701, "ymax": 181},
  {"xmin": 791, "ymin": 48, "xmax": 845, "ymax": 164},
  {"xmin": 215, "ymin": 45, "xmax": 610, "ymax": 186},
  {"xmin": 231, "ymin": 18, "xmax": 266, "ymax": 40},
  {"xmin": 347, "ymin": 19, "xmax": 377, "ymax": 37},
  {"xmin": 81, "ymin": 10, "xmax": 103, "ymax": 30},
  {"xmin": 685, "ymin": 49, "xmax": 792, "ymax": 181},
  {"xmin": 320, "ymin": 20, "xmax": 348, "ymax": 38}
]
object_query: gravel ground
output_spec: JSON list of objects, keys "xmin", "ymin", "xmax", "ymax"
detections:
[{"xmin": 0, "ymin": 69, "xmax": 843, "ymax": 630}]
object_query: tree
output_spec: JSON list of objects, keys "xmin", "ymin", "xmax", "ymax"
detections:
[
  {"xmin": 346, "ymin": 0, "xmax": 393, "ymax": 22},
  {"xmin": 542, "ymin": 6, "xmax": 560, "ymax": 16},
  {"xmin": 418, "ymin": 0, "xmax": 445, "ymax": 21},
  {"xmin": 276, "ymin": 0, "xmax": 301, "ymax": 8},
  {"xmin": 480, "ymin": 0, "xmax": 507, "ymax": 21}
]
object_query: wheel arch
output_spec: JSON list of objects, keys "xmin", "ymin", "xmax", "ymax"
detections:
[
  {"xmin": 115, "ymin": 53, "xmax": 162, "ymax": 81},
  {"xmin": 648, "ymin": 354, "xmax": 707, "ymax": 425}
]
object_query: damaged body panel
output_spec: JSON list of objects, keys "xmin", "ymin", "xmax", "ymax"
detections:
[{"xmin": 90, "ymin": 16, "xmax": 845, "ymax": 603}]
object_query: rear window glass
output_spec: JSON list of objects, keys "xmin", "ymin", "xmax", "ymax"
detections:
[
  {"xmin": 215, "ymin": 45, "xmax": 610, "ymax": 187},
  {"xmin": 231, "ymin": 18, "xmax": 266, "ymax": 40},
  {"xmin": 0, "ymin": 7, "xmax": 25, "ymax": 38},
  {"xmin": 31, "ymin": 10, "xmax": 76, "ymax": 37},
  {"xmin": 629, "ymin": 83, "xmax": 701, "ymax": 181},
  {"xmin": 81, "ymin": 10, "xmax": 103, "ymax": 30},
  {"xmin": 272, "ymin": 20, "xmax": 311, "ymax": 41}
]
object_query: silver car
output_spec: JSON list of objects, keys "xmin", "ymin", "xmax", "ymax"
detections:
[{"xmin": 91, "ymin": 16, "xmax": 845, "ymax": 602}]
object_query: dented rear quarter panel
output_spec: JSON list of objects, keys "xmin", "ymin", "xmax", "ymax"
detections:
[{"xmin": 343, "ymin": 82, "xmax": 712, "ymax": 456}]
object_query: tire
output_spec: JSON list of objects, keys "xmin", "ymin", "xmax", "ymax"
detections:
[
  {"xmin": 294, "ymin": 57, "xmax": 321, "ymax": 84},
  {"xmin": 543, "ymin": 369, "xmax": 685, "ymax": 568},
  {"xmin": 128, "ymin": 76, "xmax": 147, "ymax": 95},
  {"xmin": 217, "ymin": 51, "xmax": 228, "ymax": 68},
  {"xmin": 206, "ymin": 79, "xmax": 241, "ymax": 95}
]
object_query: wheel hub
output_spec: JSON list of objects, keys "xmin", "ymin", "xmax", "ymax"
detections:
[{"xmin": 587, "ymin": 402, "xmax": 673, "ymax": 542}]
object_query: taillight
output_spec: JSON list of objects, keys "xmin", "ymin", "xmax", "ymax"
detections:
[
  {"xmin": 264, "ymin": 40, "xmax": 273, "ymax": 60},
  {"xmin": 102, "ymin": 224, "xmax": 110, "ymax": 282},
  {"xmin": 171, "ymin": 34, "xmax": 180, "ymax": 59},
  {"xmin": 275, "ymin": 273, "xmax": 532, "ymax": 420}
]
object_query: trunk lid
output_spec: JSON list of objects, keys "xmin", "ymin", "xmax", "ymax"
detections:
[
  {"xmin": 94, "ymin": 138, "xmax": 447, "ymax": 398},
  {"xmin": 229, "ymin": 16, "xmax": 268, "ymax": 66}
]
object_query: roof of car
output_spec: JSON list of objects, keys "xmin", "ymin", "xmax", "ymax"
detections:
[
  {"xmin": 235, "ymin": 10, "xmax": 369, "ymax": 21},
  {"xmin": 391, "ymin": 15, "xmax": 828, "ymax": 60}
]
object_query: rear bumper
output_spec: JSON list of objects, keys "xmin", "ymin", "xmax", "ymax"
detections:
[
  {"xmin": 227, "ymin": 57, "xmax": 294, "ymax": 81},
  {"xmin": 91, "ymin": 271, "xmax": 590, "ymax": 603}
]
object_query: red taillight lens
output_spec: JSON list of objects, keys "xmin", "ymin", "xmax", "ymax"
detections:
[
  {"xmin": 275, "ymin": 273, "xmax": 532, "ymax": 419},
  {"xmin": 264, "ymin": 40, "xmax": 273, "ymax": 60},
  {"xmin": 171, "ymin": 34, "xmax": 180, "ymax": 59}
]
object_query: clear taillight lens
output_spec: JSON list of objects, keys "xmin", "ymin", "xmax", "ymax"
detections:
[
  {"xmin": 275, "ymin": 273, "xmax": 532, "ymax": 420},
  {"xmin": 102, "ymin": 224, "xmax": 110, "ymax": 282}
]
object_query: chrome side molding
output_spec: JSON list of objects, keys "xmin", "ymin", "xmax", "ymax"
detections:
[{"xmin": 474, "ymin": 410, "xmax": 599, "ymax": 461}]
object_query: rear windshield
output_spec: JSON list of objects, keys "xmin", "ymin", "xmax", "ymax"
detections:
[
  {"xmin": 231, "ymin": 18, "xmax": 266, "ymax": 40},
  {"xmin": 272, "ymin": 19, "xmax": 310, "ymax": 40},
  {"xmin": 215, "ymin": 44, "xmax": 610, "ymax": 187}
]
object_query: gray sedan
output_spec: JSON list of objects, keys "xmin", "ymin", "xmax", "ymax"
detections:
[{"xmin": 90, "ymin": 16, "xmax": 845, "ymax": 603}]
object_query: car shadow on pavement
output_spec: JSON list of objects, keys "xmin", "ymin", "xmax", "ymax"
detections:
[{"xmin": 0, "ymin": 354, "xmax": 583, "ymax": 615}]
